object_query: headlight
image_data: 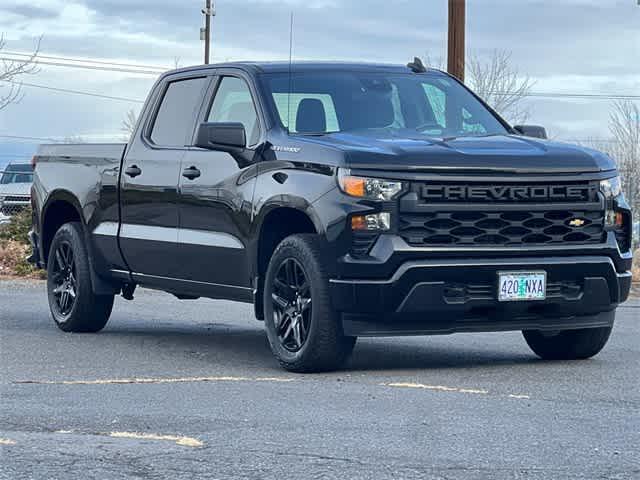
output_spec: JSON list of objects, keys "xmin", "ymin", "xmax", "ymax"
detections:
[
  {"xmin": 600, "ymin": 176, "xmax": 624, "ymax": 227},
  {"xmin": 337, "ymin": 168, "xmax": 403, "ymax": 201},
  {"xmin": 599, "ymin": 175, "xmax": 632, "ymax": 251},
  {"xmin": 599, "ymin": 176, "xmax": 622, "ymax": 200}
]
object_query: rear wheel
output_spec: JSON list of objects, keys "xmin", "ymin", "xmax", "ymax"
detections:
[
  {"xmin": 522, "ymin": 324, "xmax": 613, "ymax": 360},
  {"xmin": 263, "ymin": 234, "xmax": 356, "ymax": 372},
  {"xmin": 47, "ymin": 222, "xmax": 114, "ymax": 333}
]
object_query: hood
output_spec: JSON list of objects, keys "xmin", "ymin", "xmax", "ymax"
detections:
[
  {"xmin": 297, "ymin": 131, "xmax": 616, "ymax": 174},
  {"xmin": 0, "ymin": 182, "xmax": 32, "ymax": 196}
]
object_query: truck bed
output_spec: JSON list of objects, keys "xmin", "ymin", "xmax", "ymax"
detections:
[
  {"xmin": 36, "ymin": 143, "xmax": 127, "ymax": 163},
  {"xmin": 32, "ymin": 142, "xmax": 129, "ymax": 275}
]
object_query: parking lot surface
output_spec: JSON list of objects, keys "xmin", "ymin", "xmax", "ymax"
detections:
[{"xmin": 1, "ymin": 279, "xmax": 638, "ymax": 479}]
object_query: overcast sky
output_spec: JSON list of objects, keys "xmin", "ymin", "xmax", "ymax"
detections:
[{"xmin": 0, "ymin": 0, "xmax": 638, "ymax": 163}]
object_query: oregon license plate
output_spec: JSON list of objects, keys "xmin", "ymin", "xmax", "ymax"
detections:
[{"xmin": 498, "ymin": 271, "xmax": 546, "ymax": 302}]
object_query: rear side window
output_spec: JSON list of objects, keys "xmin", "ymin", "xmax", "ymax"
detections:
[{"xmin": 150, "ymin": 77, "xmax": 207, "ymax": 147}]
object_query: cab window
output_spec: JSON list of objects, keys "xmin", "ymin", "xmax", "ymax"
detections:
[
  {"xmin": 150, "ymin": 77, "xmax": 208, "ymax": 147},
  {"xmin": 208, "ymin": 77, "xmax": 260, "ymax": 146}
]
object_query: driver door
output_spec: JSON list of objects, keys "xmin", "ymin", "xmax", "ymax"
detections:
[{"xmin": 175, "ymin": 72, "xmax": 263, "ymax": 298}]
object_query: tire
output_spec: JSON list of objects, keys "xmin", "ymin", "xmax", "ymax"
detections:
[
  {"xmin": 263, "ymin": 234, "xmax": 356, "ymax": 372},
  {"xmin": 523, "ymin": 324, "xmax": 613, "ymax": 360},
  {"xmin": 46, "ymin": 222, "xmax": 114, "ymax": 333}
]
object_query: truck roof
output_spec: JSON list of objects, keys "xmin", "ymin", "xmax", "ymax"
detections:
[{"xmin": 167, "ymin": 61, "xmax": 436, "ymax": 76}]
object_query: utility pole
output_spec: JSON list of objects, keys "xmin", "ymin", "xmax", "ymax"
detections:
[
  {"xmin": 447, "ymin": 0, "xmax": 466, "ymax": 82},
  {"xmin": 202, "ymin": 0, "xmax": 214, "ymax": 64}
]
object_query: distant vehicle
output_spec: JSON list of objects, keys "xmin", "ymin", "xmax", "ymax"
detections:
[
  {"xmin": 28, "ymin": 61, "xmax": 633, "ymax": 372},
  {"xmin": 0, "ymin": 162, "xmax": 33, "ymax": 221}
]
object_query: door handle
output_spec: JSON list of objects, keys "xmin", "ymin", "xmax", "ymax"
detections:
[
  {"xmin": 125, "ymin": 165, "xmax": 142, "ymax": 178},
  {"xmin": 182, "ymin": 166, "xmax": 201, "ymax": 180}
]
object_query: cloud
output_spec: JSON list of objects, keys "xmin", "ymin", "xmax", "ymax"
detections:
[{"xmin": 0, "ymin": 0, "xmax": 637, "ymax": 150}]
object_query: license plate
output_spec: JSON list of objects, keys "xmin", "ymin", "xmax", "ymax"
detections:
[{"xmin": 498, "ymin": 271, "xmax": 546, "ymax": 302}]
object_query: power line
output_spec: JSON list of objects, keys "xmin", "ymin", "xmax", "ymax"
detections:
[
  {"xmin": 561, "ymin": 139, "xmax": 622, "ymax": 143},
  {"xmin": 0, "ymin": 134, "xmax": 61, "ymax": 143},
  {"xmin": 518, "ymin": 92, "xmax": 640, "ymax": 101},
  {"xmin": 0, "ymin": 57, "xmax": 162, "ymax": 75},
  {"xmin": 0, "ymin": 80, "xmax": 145, "ymax": 104},
  {"xmin": 3, "ymin": 51, "xmax": 640, "ymax": 101},
  {"xmin": 3, "ymin": 51, "xmax": 168, "ymax": 71}
]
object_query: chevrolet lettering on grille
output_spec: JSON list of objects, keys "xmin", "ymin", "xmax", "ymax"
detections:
[{"xmin": 420, "ymin": 184, "xmax": 598, "ymax": 202}]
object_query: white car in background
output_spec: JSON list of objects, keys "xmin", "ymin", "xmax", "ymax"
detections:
[{"xmin": 0, "ymin": 162, "xmax": 33, "ymax": 224}]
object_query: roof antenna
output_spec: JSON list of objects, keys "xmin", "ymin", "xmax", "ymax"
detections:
[
  {"xmin": 287, "ymin": 12, "xmax": 294, "ymax": 135},
  {"xmin": 407, "ymin": 56, "xmax": 427, "ymax": 73}
]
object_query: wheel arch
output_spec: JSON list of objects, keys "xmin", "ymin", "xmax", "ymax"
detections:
[
  {"xmin": 41, "ymin": 190, "xmax": 120, "ymax": 295},
  {"xmin": 41, "ymin": 191, "xmax": 85, "ymax": 264},
  {"xmin": 252, "ymin": 204, "xmax": 321, "ymax": 320}
]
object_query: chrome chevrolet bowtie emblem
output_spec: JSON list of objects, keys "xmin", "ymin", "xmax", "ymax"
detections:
[{"xmin": 568, "ymin": 218, "xmax": 586, "ymax": 227}]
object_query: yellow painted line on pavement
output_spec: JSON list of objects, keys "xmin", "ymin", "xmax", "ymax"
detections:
[
  {"xmin": 0, "ymin": 438, "xmax": 16, "ymax": 445},
  {"xmin": 55, "ymin": 429, "xmax": 203, "ymax": 448},
  {"xmin": 383, "ymin": 382, "xmax": 531, "ymax": 399},
  {"xmin": 14, "ymin": 376, "xmax": 295, "ymax": 386},
  {"xmin": 382, "ymin": 382, "xmax": 489, "ymax": 395},
  {"xmin": 109, "ymin": 431, "xmax": 203, "ymax": 448}
]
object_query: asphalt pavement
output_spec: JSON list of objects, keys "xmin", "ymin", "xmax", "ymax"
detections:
[{"xmin": 1, "ymin": 279, "xmax": 638, "ymax": 480}]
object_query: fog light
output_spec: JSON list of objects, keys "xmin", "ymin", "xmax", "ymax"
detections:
[
  {"xmin": 615, "ymin": 212, "xmax": 624, "ymax": 227},
  {"xmin": 351, "ymin": 212, "xmax": 391, "ymax": 231},
  {"xmin": 605, "ymin": 209, "xmax": 627, "ymax": 229}
]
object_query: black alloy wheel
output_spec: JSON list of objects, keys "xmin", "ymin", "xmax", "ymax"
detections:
[
  {"xmin": 271, "ymin": 258, "xmax": 312, "ymax": 352},
  {"xmin": 263, "ymin": 234, "xmax": 356, "ymax": 373},
  {"xmin": 46, "ymin": 222, "xmax": 114, "ymax": 333},
  {"xmin": 50, "ymin": 240, "xmax": 78, "ymax": 316}
]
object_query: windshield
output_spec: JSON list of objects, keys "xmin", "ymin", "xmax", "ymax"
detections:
[
  {"xmin": 0, "ymin": 164, "xmax": 33, "ymax": 185},
  {"xmin": 263, "ymin": 70, "xmax": 508, "ymax": 137}
]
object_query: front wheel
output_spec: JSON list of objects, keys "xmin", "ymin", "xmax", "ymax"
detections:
[
  {"xmin": 263, "ymin": 234, "xmax": 356, "ymax": 372},
  {"xmin": 47, "ymin": 222, "xmax": 114, "ymax": 333},
  {"xmin": 522, "ymin": 324, "xmax": 613, "ymax": 360}
]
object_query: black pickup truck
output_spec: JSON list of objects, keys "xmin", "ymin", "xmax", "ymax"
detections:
[{"xmin": 29, "ymin": 61, "xmax": 633, "ymax": 372}]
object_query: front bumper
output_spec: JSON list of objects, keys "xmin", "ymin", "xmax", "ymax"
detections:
[{"xmin": 330, "ymin": 255, "xmax": 631, "ymax": 336}]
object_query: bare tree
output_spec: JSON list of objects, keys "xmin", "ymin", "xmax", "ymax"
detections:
[
  {"xmin": 121, "ymin": 109, "xmax": 138, "ymax": 140},
  {"xmin": 423, "ymin": 49, "xmax": 534, "ymax": 125},
  {"xmin": 466, "ymin": 50, "xmax": 535, "ymax": 125},
  {"xmin": 0, "ymin": 34, "xmax": 40, "ymax": 111},
  {"xmin": 581, "ymin": 101, "xmax": 639, "ymax": 214},
  {"xmin": 609, "ymin": 100, "xmax": 639, "ymax": 213}
]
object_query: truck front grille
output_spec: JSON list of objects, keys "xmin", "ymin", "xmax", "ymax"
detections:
[
  {"xmin": 2, "ymin": 195, "xmax": 30, "ymax": 203},
  {"xmin": 399, "ymin": 210, "xmax": 604, "ymax": 247},
  {"xmin": 396, "ymin": 180, "xmax": 605, "ymax": 248}
]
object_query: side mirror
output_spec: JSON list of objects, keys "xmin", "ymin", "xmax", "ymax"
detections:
[
  {"xmin": 195, "ymin": 122, "xmax": 246, "ymax": 151},
  {"xmin": 514, "ymin": 125, "xmax": 548, "ymax": 139}
]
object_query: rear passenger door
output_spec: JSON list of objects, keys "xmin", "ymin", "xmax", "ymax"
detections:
[
  {"xmin": 119, "ymin": 74, "xmax": 209, "ymax": 281},
  {"xmin": 174, "ymin": 72, "xmax": 263, "ymax": 297}
]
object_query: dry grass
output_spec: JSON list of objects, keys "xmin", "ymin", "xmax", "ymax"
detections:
[
  {"xmin": 633, "ymin": 249, "xmax": 640, "ymax": 283},
  {"xmin": 0, "ymin": 240, "xmax": 43, "ymax": 279},
  {"xmin": 0, "ymin": 208, "xmax": 44, "ymax": 279}
]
